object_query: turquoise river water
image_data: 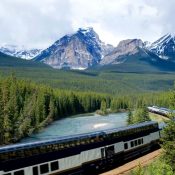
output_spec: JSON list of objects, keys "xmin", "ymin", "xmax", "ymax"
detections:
[{"xmin": 21, "ymin": 112, "xmax": 128, "ymax": 143}]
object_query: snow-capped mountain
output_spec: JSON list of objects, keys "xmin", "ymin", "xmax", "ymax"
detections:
[
  {"xmin": 100, "ymin": 33, "xmax": 175, "ymax": 66},
  {"xmin": 34, "ymin": 27, "xmax": 114, "ymax": 69},
  {"xmin": 147, "ymin": 34, "xmax": 175, "ymax": 60},
  {"xmin": 0, "ymin": 44, "xmax": 42, "ymax": 60},
  {"xmin": 1, "ymin": 29, "xmax": 175, "ymax": 70}
]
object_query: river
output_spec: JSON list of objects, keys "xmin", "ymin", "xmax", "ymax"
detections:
[{"xmin": 21, "ymin": 112, "xmax": 128, "ymax": 143}]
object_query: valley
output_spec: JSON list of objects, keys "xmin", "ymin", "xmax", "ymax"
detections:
[
  {"xmin": 1, "ymin": 63, "xmax": 175, "ymax": 95},
  {"xmin": 1, "ymin": 1, "xmax": 175, "ymax": 174}
]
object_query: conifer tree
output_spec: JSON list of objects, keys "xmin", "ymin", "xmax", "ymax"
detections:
[
  {"xmin": 161, "ymin": 120, "xmax": 175, "ymax": 171},
  {"xmin": 100, "ymin": 100, "xmax": 107, "ymax": 114},
  {"xmin": 127, "ymin": 109, "xmax": 133, "ymax": 125}
]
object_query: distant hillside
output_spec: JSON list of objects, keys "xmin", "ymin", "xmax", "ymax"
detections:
[
  {"xmin": 0, "ymin": 50, "xmax": 175, "ymax": 95},
  {"xmin": 0, "ymin": 52, "xmax": 49, "ymax": 68}
]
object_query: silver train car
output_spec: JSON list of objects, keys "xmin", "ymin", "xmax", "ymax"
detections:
[
  {"xmin": 148, "ymin": 106, "xmax": 174, "ymax": 117},
  {"xmin": 0, "ymin": 121, "xmax": 160, "ymax": 175}
]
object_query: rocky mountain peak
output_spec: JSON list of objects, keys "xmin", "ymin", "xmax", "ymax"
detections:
[
  {"xmin": 100, "ymin": 39, "xmax": 144, "ymax": 65},
  {"xmin": 148, "ymin": 33, "xmax": 175, "ymax": 60},
  {"xmin": 34, "ymin": 27, "xmax": 114, "ymax": 69},
  {"xmin": 117, "ymin": 39, "xmax": 143, "ymax": 48}
]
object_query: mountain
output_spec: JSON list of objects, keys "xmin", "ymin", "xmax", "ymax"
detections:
[
  {"xmin": 147, "ymin": 34, "xmax": 175, "ymax": 61},
  {"xmin": 1, "ymin": 29, "xmax": 175, "ymax": 71},
  {"xmin": 34, "ymin": 27, "xmax": 114, "ymax": 69},
  {"xmin": 100, "ymin": 39, "xmax": 147, "ymax": 65},
  {"xmin": 0, "ymin": 44, "xmax": 42, "ymax": 60},
  {"xmin": 93, "ymin": 37, "xmax": 175, "ymax": 72}
]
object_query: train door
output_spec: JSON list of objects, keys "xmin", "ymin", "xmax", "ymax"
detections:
[
  {"xmin": 105, "ymin": 145, "xmax": 115, "ymax": 159},
  {"xmin": 101, "ymin": 145, "xmax": 115, "ymax": 159},
  {"xmin": 101, "ymin": 148, "xmax": 105, "ymax": 159}
]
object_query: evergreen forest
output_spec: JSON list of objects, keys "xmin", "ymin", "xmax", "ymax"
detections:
[{"xmin": 0, "ymin": 74, "xmax": 173, "ymax": 145}]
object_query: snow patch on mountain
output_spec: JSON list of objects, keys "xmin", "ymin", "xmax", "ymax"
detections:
[
  {"xmin": 147, "ymin": 33, "xmax": 175, "ymax": 60},
  {"xmin": 0, "ymin": 44, "xmax": 42, "ymax": 60}
]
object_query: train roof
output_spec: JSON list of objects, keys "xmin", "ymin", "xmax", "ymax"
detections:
[
  {"xmin": 148, "ymin": 106, "xmax": 175, "ymax": 113},
  {"xmin": 0, "ymin": 121, "xmax": 158, "ymax": 153}
]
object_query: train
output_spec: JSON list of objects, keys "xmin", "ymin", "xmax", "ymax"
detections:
[
  {"xmin": 148, "ymin": 106, "xmax": 175, "ymax": 117},
  {"xmin": 0, "ymin": 121, "xmax": 160, "ymax": 175}
]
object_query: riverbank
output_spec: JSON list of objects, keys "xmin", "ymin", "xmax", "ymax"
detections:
[
  {"xmin": 149, "ymin": 112, "xmax": 170, "ymax": 122},
  {"xmin": 96, "ymin": 109, "xmax": 128, "ymax": 116}
]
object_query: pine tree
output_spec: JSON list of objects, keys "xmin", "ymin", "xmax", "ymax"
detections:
[
  {"xmin": 131, "ymin": 106, "xmax": 150, "ymax": 124},
  {"xmin": 100, "ymin": 100, "xmax": 107, "ymax": 114},
  {"xmin": 127, "ymin": 109, "xmax": 133, "ymax": 125},
  {"xmin": 161, "ymin": 120, "xmax": 175, "ymax": 171},
  {"xmin": 3, "ymin": 113, "xmax": 12, "ymax": 144},
  {"xmin": 0, "ymin": 84, "xmax": 4, "ymax": 144}
]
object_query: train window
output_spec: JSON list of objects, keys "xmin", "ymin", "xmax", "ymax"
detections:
[
  {"xmin": 33, "ymin": 166, "xmax": 38, "ymax": 175},
  {"xmin": 130, "ymin": 141, "xmax": 134, "ymax": 147},
  {"xmin": 40, "ymin": 163, "xmax": 49, "ymax": 174},
  {"xmin": 138, "ymin": 139, "xmax": 141, "ymax": 145},
  {"xmin": 14, "ymin": 170, "xmax": 24, "ymax": 175},
  {"xmin": 51, "ymin": 161, "xmax": 59, "ymax": 171},
  {"xmin": 135, "ymin": 140, "xmax": 138, "ymax": 146},
  {"xmin": 124, "ymin": 143, "xmax": 128, "ymax": 149},
  {"xmin": 141, "ymin": 138, "xmax": 144, "ymax": 144}
]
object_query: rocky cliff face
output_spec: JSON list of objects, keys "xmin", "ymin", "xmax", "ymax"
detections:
[
  {"xmin": 100, "ymin": 39, "xmax": 145, "ymax": 65},
  {"xmin": 34, "ymin": 28, "xmax": 114, "ymax": 69}
]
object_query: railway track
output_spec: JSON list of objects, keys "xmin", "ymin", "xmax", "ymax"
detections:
[{"xmin": 100, "ymin": 149, "xmax": 161, "ymax": 175}]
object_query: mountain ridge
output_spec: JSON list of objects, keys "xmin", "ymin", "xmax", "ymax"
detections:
[
  {"xmin": 1, "ymin": 28, "xmax": 175, "ymax": 71},
  {"xmin": 33, "ymin": 28, "xmax": 175, "ymax": 70},
  {"xmin": 0, "ymin": 44, "xmax": 42, "ymax": 60}
]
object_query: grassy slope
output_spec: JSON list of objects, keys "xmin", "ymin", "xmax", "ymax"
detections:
[{"xmin": 0, "ymin": 52, "xmax": 175, "ymax": 95}]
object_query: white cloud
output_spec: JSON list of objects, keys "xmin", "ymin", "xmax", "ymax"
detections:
[{"xmin": 0, "ymin": 0, "xmax": 174, "ymax": 48}]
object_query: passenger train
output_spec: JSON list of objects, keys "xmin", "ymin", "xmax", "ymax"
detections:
[
  {"xmin": 148, "ymin": 106, "xmax": 175, "ymax": 117},
  {"xmin": 0, "ymin": 121, "xmax": 160, "ymax": 175}
]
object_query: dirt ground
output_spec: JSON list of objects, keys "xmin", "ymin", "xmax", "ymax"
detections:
[{"xmin": 100, "ymin": 149, "xmax": 161, "ymax": 175}]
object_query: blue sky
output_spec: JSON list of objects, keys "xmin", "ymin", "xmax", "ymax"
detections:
[{"xmin": 0, "ymin": 0, "xmax": 174, "ymax": 48}]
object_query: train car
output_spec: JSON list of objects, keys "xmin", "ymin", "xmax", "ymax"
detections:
[
  {"xmin": 0, "ymin": 121, "xmax": 160, "ymax": 175},
  {"xmin": 148, "ymin": 106, "xmax": 172, "ymax": 117}
]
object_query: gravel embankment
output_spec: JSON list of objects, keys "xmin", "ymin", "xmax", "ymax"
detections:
[{"xmin": 100, "ymin": 149, "xmax": 161, "ymax": 175}]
